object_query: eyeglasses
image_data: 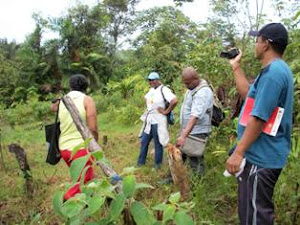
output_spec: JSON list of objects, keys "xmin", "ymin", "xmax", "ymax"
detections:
[{"xmin": 148, "ymin": 79, "xmax": 156, "ymax": 81}]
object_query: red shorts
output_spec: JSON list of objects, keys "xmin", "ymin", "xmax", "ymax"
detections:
[{"xmin": 61, "ymin": 149, "xmax": 94, "ymax": 200}]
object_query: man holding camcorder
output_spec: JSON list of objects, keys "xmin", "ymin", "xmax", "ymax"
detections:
[{"xmin": 225, "ymin": 23, "xmax": 294, "ymax": 225}]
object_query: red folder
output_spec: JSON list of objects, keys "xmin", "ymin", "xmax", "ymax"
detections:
[{"xmin": 239, "ymin": 97, "xmax": 284, "ymax": 136}]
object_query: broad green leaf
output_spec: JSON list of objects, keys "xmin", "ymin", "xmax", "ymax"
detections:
[
  {"xmin": 52, "ymin": 191, "xmax": 64, "ymax": 216},
  {"xmin": 120, "ymin": 166, "xmax": 136, "ymax": 176},
  {"xmin": 97, "ymin": 218, "xmax": 109, "ymax": 225},
  {"xmin": 70, "ymin": 155, "xmax": 90, "ymax": 183},
  {"xmin": 97, "ymin": 179, "xmax": 116, "ymax": 199},
  {"xmin": 122, "ymin": 175, "xmax": 136, "ymax": 198},
  {"xmin": 73, "ymin": 193, "xmax": 87, "ymax": 203},
  {"xmin": 88, "ymin": 195, "xmax": 105, "ymax": 215},
  {"xmin": 162, "ymin": 205, "xmax": 176, "ymax": 223},
  {"xmin": 69, "ymin": 216, "xmax": 82, "ymax": 225},
  {"xmin": 108, "ymin": 193, "xmax": 126, "ymax": 222},
  {"xmin": 130, "ymin": 201, "xmax": 156, "ymax": 225},
  {"xmin": 174, "ymin": 211, "xmax": 194, "ymax": 225},
  {"xmin": 152, "ymin": 203, "xmax": 168, "ymax": 211},
  {"xmin": 62, "ymin": 199, "xmax": 86, "ymax": 218},
  {"xmin": 86, "ymin": 181, "xmax": 99, "ymax": 189},
  {"xmin": 85, "ymin": 181, "xmax": 96, "ymax": 189},
  {"xmin": 168, "ymin": 192, "xmax": 181, "ymax": 204},
  {"xmin": 81, "ymin": 185, "xmax": 94, "ymax": 198},
  {"xmin": 92, "ymin": 150, "xmax": 103, "ymax": 161},
  {"xmin": 135, "ymin": 183, "xmax": 154, "ymax": 190},
  {"xmin": 79, "ymin": 165, "xmax": 91, "ymax": 186},
  {"xmin": 72, "ymin": 138, "xmax": 92, "ymax": 156}
]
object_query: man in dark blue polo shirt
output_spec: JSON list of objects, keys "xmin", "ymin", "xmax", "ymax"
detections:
[{"xmin": 226, "ymin": 23, "xmax": 293, "ymax": 225}]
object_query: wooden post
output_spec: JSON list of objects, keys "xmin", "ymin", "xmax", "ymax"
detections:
[
  {"xmin": 0, "ymin": 128, "xmax": 7, "ymax": 171},
  {"xmin": 103, "ymin": 135, "xmax": 108, "ymax": 145},
  {"xmin": 61, "ymin": 95, "xmax": 122, "ymax": 192}
]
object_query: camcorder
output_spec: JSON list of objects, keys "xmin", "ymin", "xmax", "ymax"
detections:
[{"xmin": 220, "ymin": 48, "xmax": 240, "ymax": 59}]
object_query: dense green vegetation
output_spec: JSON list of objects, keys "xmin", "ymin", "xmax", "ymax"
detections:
[{"xmin": 0, "ymin": 0, "xmax": 300, "ymax": 224}]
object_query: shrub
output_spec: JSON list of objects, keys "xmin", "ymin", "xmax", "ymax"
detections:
[{"xmin": 116, "ymin": 103, "xmax": 142, "ymax": 125}]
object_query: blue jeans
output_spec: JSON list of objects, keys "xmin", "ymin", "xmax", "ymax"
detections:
[{"xmin": 137, "ymin": 124, "xmax": 163, "ymax": 167}]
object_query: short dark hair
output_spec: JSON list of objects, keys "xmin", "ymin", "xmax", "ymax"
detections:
[
  {"xmin": 261, "ymin": 36, "xmax": 286, "ymax": 55},
  {"xmin": 69, "ymin": 74, "xmax": 89, "ymax": 92}
]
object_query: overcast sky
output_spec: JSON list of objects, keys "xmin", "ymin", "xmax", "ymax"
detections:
[{"xmin": 0, "ymin": 0, "xmax": 280, "ymax": 43}]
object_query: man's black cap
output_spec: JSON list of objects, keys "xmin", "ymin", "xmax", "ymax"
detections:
[{"xmin": 249, "ymin": 23, "xmax": 288, "ymax": 47}]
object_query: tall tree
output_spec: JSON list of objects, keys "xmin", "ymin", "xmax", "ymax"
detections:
[
  {"xmin": 0, "ymin": 52, "xmax": 20, "ymax": 106},
  {"xmin": 131, "ymin": 6, "xmax": 200, "ymax": 83},
  {"xmin": 48, "ymin": 3, "xmax": 113, "ymax": 90},
  {"xmin": 51, "ymin": 4, "xmax": 108, "ymax": 63},
  {"xmin": 103, "ymin": 0, "xmax": 139, "ymax": 54}
]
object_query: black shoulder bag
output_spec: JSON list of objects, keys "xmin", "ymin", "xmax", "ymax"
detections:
[
  {"xmin": 192, "ymin": 82, "xmax": 225, "ymax": 127},
  {"xmin": 45, "ymin": 99, "xmax": 61, "ymax": 165},
  {"xmin": 160, "ymin": 86, "xmax": 175, "ymax": 125}
]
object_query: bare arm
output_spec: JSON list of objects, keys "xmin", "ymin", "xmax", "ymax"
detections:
[
  {"xmin": 166, "ymin": 98, "xmax": 178, "ymax": 113},
  {"xmin": 84, "ymin": 96, "xmax": 99, "ymax": 141},
  {"xmin": 230, "ymin": 50, "xmax": 249, "ymax": 100},
  {"xmin": 158, "ymin": 98, "xmax": 178, "ymax": 115},
  {"xmin": 50, "ymin": 101, "xmax": 59, "ymax": 112},
  {"xmin": 176, "ymin": 116, "xmax": 198, "ymax": 147},
  {"xmin": 226, "ymin": 116, "xmax": 266, "ymax": 174}
]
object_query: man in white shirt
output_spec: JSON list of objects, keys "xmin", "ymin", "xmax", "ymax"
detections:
[{"xmin": 137, "ymin": 72, "xmax": 178, "ymax": 169}]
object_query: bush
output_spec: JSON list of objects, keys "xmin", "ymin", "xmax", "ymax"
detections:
[
  {"xmin": 90, "ymin": 92, "xmax": 108, "ymax": 113},
  {"xmin": 116, "ymin": 103, "xmax": 142, "ymax": 125},
  {"xmin": 2, "ymin": 95, "xmax": 52, "ymax": 126}
]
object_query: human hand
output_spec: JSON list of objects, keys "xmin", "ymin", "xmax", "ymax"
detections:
[
  {"xmin": 157, "ymin": 107, "xmax": 167, "ymax": 115},
  {"xmin": 176, "ymin": 135, "xmax": 185, "ymax": 148},
  {"xmin": 226, "ymin": 151, "xmax": 244, "ymax": 175},
  {"xmin": 229, "ymin": 49, "xmax": 243, "ymax": 70}
]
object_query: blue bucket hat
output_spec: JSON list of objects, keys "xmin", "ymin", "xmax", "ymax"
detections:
[{"xmin": 147, "ymin": 72, "xmax": 160, "ymax": 80}]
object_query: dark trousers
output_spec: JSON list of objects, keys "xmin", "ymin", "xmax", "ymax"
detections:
[
  {"xmin": 238, "ymin": 161, "xmax": 282, "ymax": 225},
  {"xmin": 137, "ymin": 124, "xmax": 163, "ymax": 166},
  {"xmin": 181, "ymin": 153, "xmax": 204, "ymax": 175}
]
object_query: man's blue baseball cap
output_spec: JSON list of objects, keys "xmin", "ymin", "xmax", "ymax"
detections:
[{"xmin": 147, "ymin": 72, "xmax": 160, "ymax": 80}]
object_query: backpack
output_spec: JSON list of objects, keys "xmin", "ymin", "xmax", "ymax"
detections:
[
  {"xmin": 161, "ymin": 86, "xmax": 175, "ymax": 125},
  {"xmin": 192, "ymin": 81, "xmax": 225, "ymax": 127}
]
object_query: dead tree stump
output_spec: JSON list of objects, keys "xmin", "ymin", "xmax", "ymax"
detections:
[
  {"xmin": 8, "ymin": 144, "xmax": 34, "ymax": 197},
  {"xmin": 167, "ymin": 144, "xmax": 190, "ymax": 201}
]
